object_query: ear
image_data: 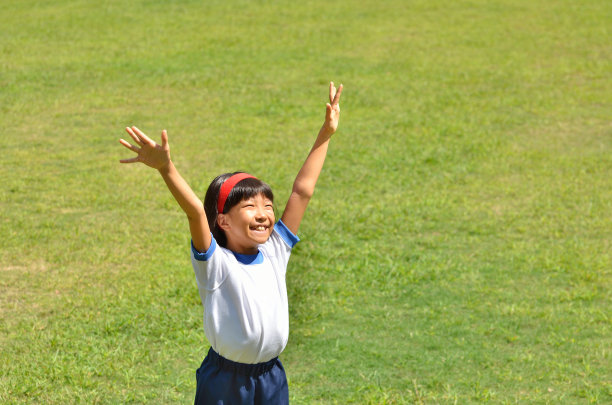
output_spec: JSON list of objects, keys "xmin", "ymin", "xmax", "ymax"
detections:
[{"xmin": 217, "ymin": 213, "xmax": 230, "ymax": 231}]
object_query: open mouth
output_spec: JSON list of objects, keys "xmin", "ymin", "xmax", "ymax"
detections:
[{"xmin": 250, "ymin": 225, "xmax": 268, "ymax": 232}]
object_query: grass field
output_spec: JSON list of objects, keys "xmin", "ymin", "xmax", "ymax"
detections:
[{"xmin": 1, "ymin": 0, "xmax": 611, "ymax": 403}]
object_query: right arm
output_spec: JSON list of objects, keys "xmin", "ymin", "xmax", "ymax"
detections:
[{"xmin": 119, "ymin": 126, "xmax": 211, "ymax": 252}]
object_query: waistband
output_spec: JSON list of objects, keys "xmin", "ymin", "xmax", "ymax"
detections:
[{"xmin": 206, "ymin": 347, "xmax": 279, "ymax": 377}]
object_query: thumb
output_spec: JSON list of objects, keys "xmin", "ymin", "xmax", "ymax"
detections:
[{"xmin": 161, "ymin": 129, "xmax": 169, "ymax": 148}]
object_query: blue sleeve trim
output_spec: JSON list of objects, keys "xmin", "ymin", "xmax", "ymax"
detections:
[
  {"xmin": 191, "ymin": 236, "xmax": 216, "ymax": 261},
  {"xmin": 275, "ymin": 220, "xmax": 300, "ymax": 248}
]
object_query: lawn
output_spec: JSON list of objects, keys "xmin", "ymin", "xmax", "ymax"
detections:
[{"xmin": 1, "ymin": 0, "xmax": 611, "ymax": 403}]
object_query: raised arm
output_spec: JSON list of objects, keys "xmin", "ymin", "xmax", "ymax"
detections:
[
  {"xmin": 119, "ymin": 126, "xmax": 211, "ymax": 252},
  {"xmin": 281, "ymin": 82, "xmax": 343, "ymax": 234}
]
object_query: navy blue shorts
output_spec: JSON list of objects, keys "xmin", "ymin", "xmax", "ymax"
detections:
[{"xmin": 194, "ymin": 347, "xmax": 289, "ymax": 405}]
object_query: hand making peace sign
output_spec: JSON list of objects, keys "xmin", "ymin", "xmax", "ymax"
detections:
[{"xmin": 323, "ymin": 82, "xmax": 343, "ymax": 134}]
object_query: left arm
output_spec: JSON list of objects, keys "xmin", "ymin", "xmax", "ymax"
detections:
[{"xmin": 281, "ymin": 82, "xmax": 343, "ymax": 234}]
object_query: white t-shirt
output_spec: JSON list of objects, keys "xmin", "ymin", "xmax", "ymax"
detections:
[{"xmin": 190, "ymin": 220, "xmax": 299, "ymax": 364}]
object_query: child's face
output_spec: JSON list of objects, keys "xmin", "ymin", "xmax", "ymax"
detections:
[{"xmin": 217, "ymin": 193, "xmax": 275, "ymax": 255}]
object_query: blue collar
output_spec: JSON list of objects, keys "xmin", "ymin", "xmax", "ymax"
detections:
[{"xmin": 233, "ymin": 250, "xmax": 264, "ymax": 265}]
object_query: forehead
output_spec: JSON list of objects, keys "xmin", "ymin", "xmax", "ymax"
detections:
[{"xmin": 242, "ymin": 193, "xmax": 273, "ymax": 202}]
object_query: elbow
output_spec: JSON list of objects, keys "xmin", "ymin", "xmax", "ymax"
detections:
[
  {"xmin": 187, "ymin": 204, "xmax": 206, "ymax": 221},
  {"xmin": 292, "ymin": 180, "xmax": 315, "ymax": 200}
]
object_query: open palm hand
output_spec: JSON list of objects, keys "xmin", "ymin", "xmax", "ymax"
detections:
[{"xmin": 119, "ymin": 126, "xmax": 171, "ymax": 170}]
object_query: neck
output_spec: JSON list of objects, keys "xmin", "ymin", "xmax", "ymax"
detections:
[{"xmin": 226, "ymin": 240, "xmax": 259, "ymax": 255}]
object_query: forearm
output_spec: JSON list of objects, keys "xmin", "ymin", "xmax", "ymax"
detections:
[
  {"xmin": 291, "ymin": 126, "xmax": 333, "ymax": 199},
  {"xmin": 159, "ymin": 161, "xmax": 211, "ymax": 252},
  {"xmin": 119, "ymin": 126, "xmax": 211, "ymax": 251},
  {"xmin": 158, "ymin": 161, "xmax": 205, "ymax": 220},
  {"xmin": 280, "ymin": 82, "xmax": 342, "ymax": 234}
]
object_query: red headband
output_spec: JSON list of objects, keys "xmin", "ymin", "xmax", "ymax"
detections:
[{"xmin": 217, "ymin": 173, "xmax": 256, "ymax": 213}]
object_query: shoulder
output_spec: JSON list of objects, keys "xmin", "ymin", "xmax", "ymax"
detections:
[
  {"xmin": 190, "ymin": 237, "xmax": 240, "ymax": 290},
  {"xmin": 268, "ymin": 220, "xmax": 300, "ymax": 249},
  {"xmin": 259, "ymin": 220, "xmax": 300, "ymax": 269},
  {"xmin": 191, "ymin": 237, "xmax": 217, "ymax": 262}
]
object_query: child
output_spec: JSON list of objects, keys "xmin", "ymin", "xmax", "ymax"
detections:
[{"xmin": 118, "ymin": 82, "xmax": 343, "ymax": 404}]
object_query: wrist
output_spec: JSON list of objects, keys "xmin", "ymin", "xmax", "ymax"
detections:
[
  {"xmin": 157, "ymin": 159, "xmax": 174, "ymax": 175},
  {"xmin": 319, "ymin": 124, "xmax": 335, "ymax": 138}
]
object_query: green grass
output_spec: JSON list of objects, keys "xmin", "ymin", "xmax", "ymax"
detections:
[{"xmin": 1, "ymin": 0, "xmax": 611, "ymax": 403}]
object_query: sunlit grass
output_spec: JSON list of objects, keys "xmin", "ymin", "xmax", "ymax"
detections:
[{"xmin": 1, "ymin": 0, "xmax": 611, "ymax": 403}]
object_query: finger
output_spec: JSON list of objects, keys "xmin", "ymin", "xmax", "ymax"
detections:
[
  {"xmin": 325, "ymin": 103, "xmax": 332, "ymax": 120},
  {"xmin": 161, "ymin": 129, "xmax": 168, "ymax": 148},
  {"xmin": 125, "ymin": 127, "xmax": 143, "ymax": 145},
  {"xmin": 119, "ymin": 157, "xmax": 140, "ymax": 164},
  {"xmin": 332, "ymin": 84, "xmax": 343, "ymax": 106},
  {"xmin": 131, "ymin": 126, "xmax": 152, "ymax": 145},
  {"xmin": 131, "ymin": 126, "xmax": 154, "ymax": 146},
  {"xmin": 329, "ymin": 82, "xmax": 335, "ymax": 103},
  {"xmin": 119, "ymin": 138, "xmax": 140, "ymax": 153}
]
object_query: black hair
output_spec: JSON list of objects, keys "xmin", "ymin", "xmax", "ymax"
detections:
[{"xmin": 203, "ymin": 172, "xmax": 274, "ymax": 248}]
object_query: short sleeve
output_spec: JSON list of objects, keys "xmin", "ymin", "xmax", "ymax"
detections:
[
  {"xmin": 191, "ymin": 237, "xmax": 216, "ymax": 261},
  {"xmin": 190, "ymin": 236, "xmax": 231, "ymax": 291},
  {"xmin": 258, "ymin": 220, "xmax": 299, "ymax": 275},
  {"xmin": 274, "ymin": 220, "xmax": 300, "ymax": 248}
]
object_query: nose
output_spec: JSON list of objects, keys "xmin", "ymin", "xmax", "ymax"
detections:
[{"xmin": 254, "ymin": 205, "xmax": 266, "ymax": 221}]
